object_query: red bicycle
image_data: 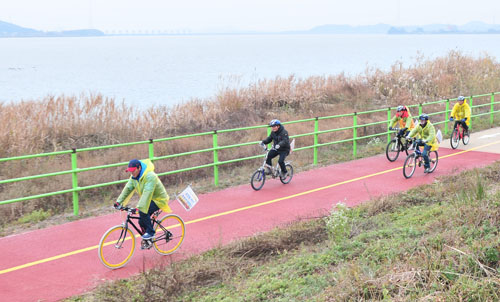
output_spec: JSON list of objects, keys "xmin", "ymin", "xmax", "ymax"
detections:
[{"xmin": 450, "ymin": 119, "xmax": 470, "ymax": 149}]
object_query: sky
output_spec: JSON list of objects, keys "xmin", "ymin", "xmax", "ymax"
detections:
[{"xmin": 0, "ymin": 0, "xmax": 499, "ymax": 33}]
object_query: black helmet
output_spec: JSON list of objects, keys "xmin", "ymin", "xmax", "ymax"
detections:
[
  {"xmin": 396, "ymin": 105, "xmax": 405, "ymax": 112},
  {"xmin": 457, "ymin": 96, "xmax": 465, "ymax": 101},
  {"xmin": 269, "ymin": 119, "xmax": 281, "ymax": 127},
  {"xmin": 419, "ymin": 114, "xmax": 429, "ymax": 121}
]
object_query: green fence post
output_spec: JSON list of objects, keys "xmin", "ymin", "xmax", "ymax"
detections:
[
  {"xmin": 387, "ymin": 107, "xmax": 391, "ymax": 143},
  {"xmin": 266, "ymin": 126, "xmax": 272, "ymax": 149},
  {"xmin": 419, "ymin": 103, "xmax": 423, "ymax": 116},
  {"xmin": 445, "ymin": 99, "xmax": 450, "ymax": 135},
  {"xmin": 212, "ymin": 130, "xmax": 219, "ymax": 186},
  {"xmin": 353, "ymin": 112, "xmax": 357, "ymax": 158},
  {"xmin": 313, "ymin": 117, "xmax": 318, "ymax": 165},
  {"xmin": 469, "ymin": 96, "xmax": 473, "ymax": 129},
  {"xmin": 491, "ymin": 92, "xmax": 495, "ymax": 125},
  {"xmin": 148, "ymin": 139, "xmax": 154, "ymax": 161},
  {"xmin": 71, "ymin": 149, "xmax": 79, "ymax": 216}
]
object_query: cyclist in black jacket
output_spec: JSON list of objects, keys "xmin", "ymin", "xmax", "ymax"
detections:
[{"xmin": 260, "ymin": 119, "xmax": 291, "ymax": 177}]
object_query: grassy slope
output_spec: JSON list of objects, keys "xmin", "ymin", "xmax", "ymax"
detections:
[{"xmin": 69, "ymin": 163, "xmax": 500, "ymax": 302}]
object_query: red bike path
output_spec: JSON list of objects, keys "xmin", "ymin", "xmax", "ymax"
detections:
[{"xmin": 1, "ymin": 135, "xmax": 500, "ymax": 302}]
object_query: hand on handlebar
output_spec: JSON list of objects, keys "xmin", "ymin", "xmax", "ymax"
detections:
[
  {"xmin": 389, "ymin": 126, "xmax": 393, "ymax": 131},
  {"xmin": 113, "ymin": 202, "xmax": 122, "ymax": 209},
  {"xmin": 449, "ymin": 117, "xmax": 454, "ymax": 121}
]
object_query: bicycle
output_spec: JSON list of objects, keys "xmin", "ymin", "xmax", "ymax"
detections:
[
  {"xmin": 250, "ymin": 146, "xmax": 294, "ymax": 191},
  {"xmin": 449, "ymin": 118, "xmax": 470, "ymax": 149},
  {"xmin": 385, "ymin": 127, "xmax": 413, "ymax": 162},
  {"xmin": 98, "ymin": 205, "xmax": 185, "ymax": 269},
  {"xmin": 402, "ymin": 141, "xmax": 439, "ymax": 178}
]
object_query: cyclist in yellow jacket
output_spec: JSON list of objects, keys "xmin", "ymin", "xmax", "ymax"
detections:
[
  {"xmin": 389, "ymin": 105, "xmax": 415, "ymax": 137},
  {"xmin": 115, "ymin": 159, "xmax": 171, "ymax": 240},
  {"xmin": 406, "ymin": 114, "xmax": 438, "ymax": 173},
  {"xmin": 449, "ymin": 96, "xmax": 471, "ymax": 135}
]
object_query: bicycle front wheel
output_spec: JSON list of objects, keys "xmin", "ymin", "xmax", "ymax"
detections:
[
  {"xmin": 450, "ymin": 129, "xmax": 459, "ymax": 149},
  {"xmin": 403, "ymin": 154, "xmax": 417, "ymax": 179},
  {"xmin": 428, "ymin": 151, "xmax": 439, "ymax": 173},
  {"xmin": 251, "ymin": 169, "xmax": 266, "ymax": 191},
  {"xmin": 280, "ymin": 164, "xmax": 294, "ymax": 184},
  {"xmin": 98, "ymin": 225, "xmax": 136, "ymax": 269},
  {"xmin": 463, "ymin": 130, "xmax": 470, "ymax": 145},
  {"xmin": 153, "ymin": 214, "xmax": 186, "ymax": 255},
  {"xmin": 385, "ymin": 139, "xmax": 400, "ymax": 162}
]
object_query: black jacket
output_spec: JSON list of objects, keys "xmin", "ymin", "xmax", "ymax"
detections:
[{"xmin": 262, "ymin": 125, "xmax": 290, "ymax": 152}]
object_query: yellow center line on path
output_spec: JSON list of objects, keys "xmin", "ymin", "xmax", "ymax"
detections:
[{"xmin": 2, "ymin": 139, "xmax": 500, "ymax": 276}]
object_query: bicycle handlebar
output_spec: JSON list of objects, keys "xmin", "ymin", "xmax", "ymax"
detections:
[{"xmin": 114, "ymin": 205, "xmax": 137, "ymax": 214}]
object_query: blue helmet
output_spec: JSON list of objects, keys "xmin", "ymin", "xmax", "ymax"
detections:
[
  {"xmin": 419, "ymin": 114, "xmax": 429, "ymax": 121},
  {"xmin": 269, "ymin": 119, "xmax": 281, "ymax": 127},
  {"xmin": 457, "ymin": 96, "xmax": 465, "ymax": 101}
]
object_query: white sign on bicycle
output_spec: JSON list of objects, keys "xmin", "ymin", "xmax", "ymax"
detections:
[{"xmin": 176, "ymin": 185, "xmax": 199, "ymax": 211}]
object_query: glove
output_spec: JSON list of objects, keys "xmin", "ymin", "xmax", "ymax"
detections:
[
  {"xmin": 275, "ymin": 144, "xmax": 280, "ymax": 150},
  {"xmin": 389, "ymin": 126, "xmax": 393, "ymax": 131},
  {"xmin": 423, "ymin": 140, "xmax": 427, "ymax": 144},
  {"xmin": 461, "ymin": 118, "xmax": 466, "ymax": 122},
  {"xmin": 406, "ymin": 135, "xmax": 411, "ymax": 140},
  {"xmin": 259, "ymin": 141, "xmax": 265, "ymax": 147},
  {"xmin": 449, "ymin": 117, "xmax": 454, "ymax": 121},
  {"xmin": 113, "ymin": 202, "xmax": 121, "ymax": 209}
]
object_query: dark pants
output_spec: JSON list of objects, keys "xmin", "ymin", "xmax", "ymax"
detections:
[
  {"xmin": 266, "ymin": 149, "xmax": 289, "ymax": 173},
  {"xmin": 139, "ymin": 201, "xmax": 159, "ymax": 235},
  {"xmin": 454, "ymin": 120, "xmax": 469, "ymax": 132},
  {"xmin": 415, "ymin": 141, "xmax": 432, "ymax": 168}
]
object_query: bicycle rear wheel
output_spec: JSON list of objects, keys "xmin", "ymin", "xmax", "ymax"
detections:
[
  {"xmin": 463, "ymin": 130, "xmax": 470, "ymax": 145},
  {"xmin": 251, "ymin": 169, "xmax": 266, "ymax": 191},
  {"xmin": 403, "ymin": 154, "xmax": 417, "ymax": 179},
  {"xmin": 153, "ymin": 214, "xmax": 185, "ymax": 255},
  {"xmin": 450, "ymin": 128, "xmax": 459, "ymax": 149},
  {"xmin": 385, "ymin": 139, "xmax": 400, "ymax": 162},
  {"xmin": 280, "ymin": 164, "xmax": 294, "ymax": 184},
  {"xmin": 428, "ymin": 151, "xmax": 439, "ymax": 173},
  {"xmin": 98, "ymin": 225, "xmax": 136, "ymax": 269}
]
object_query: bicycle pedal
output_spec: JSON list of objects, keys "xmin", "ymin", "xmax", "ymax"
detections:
[{"xmin": 141, "ymin": 240, "xmax": 153, "ymax": 250}]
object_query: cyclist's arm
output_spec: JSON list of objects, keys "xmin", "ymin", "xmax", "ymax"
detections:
[
  {"xmin": 407, "ymin": 126, "xmax": 418, "ymax": 138},
  {"xmin": 262, "ymin": 135, "xmax": 272, "ymax": 145},
  {"xmin": 424, "ymin": 124, "xmax": 436, "ymax": 143},
  {"xmin": 389, "ymin": 115, "xmax": 398, "ymax": 128},
  {"xmin": 464, "ymin": 104, "xmax": 471, "ymax": 122},
  {"xmin": 450, "ymin": 104, "xmax": 458, "ymax": 119},
  {"xmin": 136, "ymin": 174, "xmax": 156, "ymax": 213},
  {"xmin": 277, "ymin": 130, "xmax": 290, "ymax": 148},
  {"xmin": 116, "ymin": 179, "xmax": 136, "ymax": 206}
]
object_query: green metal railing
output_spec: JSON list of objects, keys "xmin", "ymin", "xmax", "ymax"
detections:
[{"xmin": 1, "ymin": 92, "xmax": 499, "ymax": 215}]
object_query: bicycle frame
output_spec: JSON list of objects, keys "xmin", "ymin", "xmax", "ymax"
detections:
[
  {"xmin": 117, "ymin": 207, "xmax": 166, "ymax": 245},
  {"xmin": 259, "ymin": 147, "xmax": 290, "ymax": 178}
]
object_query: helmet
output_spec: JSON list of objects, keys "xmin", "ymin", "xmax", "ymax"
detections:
[
  {"xmin": 396, "ymin": 105, "xmax": 405, "ymax": 112},
  {"xmin": 269, "ymin": 119, "xmax": 281, "ymax": 127},
  {"xmin": 419, "ymin": 114, "xmax": 429, "ymax": 121},
  {"xmin": 457, "ymin": 96, "xmax": 465, "ymax": 101}
]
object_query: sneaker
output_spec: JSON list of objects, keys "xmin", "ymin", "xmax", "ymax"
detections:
[
  {"xmin": 141, "ymin": 232, "xmax": 155, "ymax": 240},
  {"xmin": 280, "ymin": 171, "xmax": 289, "ymax": 178},
  {"xmin": 424, "ymin": 168, "xmax": 431, "ymax": 173}
]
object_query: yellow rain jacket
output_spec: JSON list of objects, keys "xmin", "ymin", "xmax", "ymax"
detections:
[
  {"xmin": 408, "ymin": 121, "xmax": 439, "ymax": 151},
  {"xmin": 450, "ymin": 99, "xmax": 471, "ymax": 126},
  {"xmin": 390, "ymin": 106, "xmax": 415, "ymax": 130},
  {"xmin": 116, "ymin": 159, "xmax": 171, "ymax": 213}
]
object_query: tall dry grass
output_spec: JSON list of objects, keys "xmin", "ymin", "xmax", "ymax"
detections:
[{"xmin": 1, "ymin": 50, "xmax": 500, "ymax": 227}]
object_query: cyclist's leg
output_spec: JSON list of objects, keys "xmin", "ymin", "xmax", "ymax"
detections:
[
  {"xmin": 266, "ymin": 149, "xmax": 279, "ymax": 166},
  {"xmin": 461, "ymin": 121, "xmax": 469, "ymax": 132},
  {"xmin": 422, "ymin": 144, "xmax": 432, "ymax": 168},
  {"xmin": 139, "ymin": 201, "xmax": 159, "ymax": 236},
  {"xmin": 277, "ymin": 151, "xmax": 288, "ymax": 174},
  {"xmin": 453, "ymin": 121, "xmax": 460, "ymax": 130}
]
